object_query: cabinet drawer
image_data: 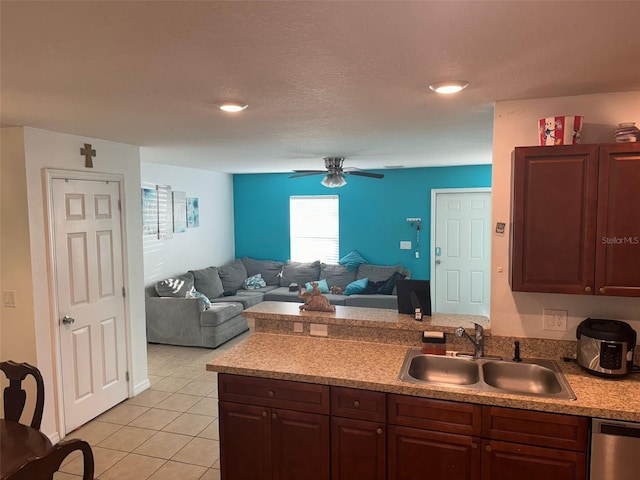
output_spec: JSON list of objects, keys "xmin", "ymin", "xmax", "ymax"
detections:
[
  {"xmin": 219, "ymin": 373, "xmax": 330, "ymax": 414},
  {"xmin": 331, "ymin": 387, "xmax": 386, "ymax": 422},
  {"xmin": 482, "ymin": 406, "xmax": 588, "ymax": 452},
  {"xmin": 388, "ymin": 394, "xmax": 481, "ymax": 436}
]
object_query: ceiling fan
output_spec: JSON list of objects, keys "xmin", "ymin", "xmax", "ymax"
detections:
[{"xmin": 290, "ymin": 157, "xmax": 384, "ymax": 188}]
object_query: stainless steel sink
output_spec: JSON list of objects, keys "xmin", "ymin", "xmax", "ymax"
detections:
[
  {"xmin": 398, "ymin": 348, "xmax": 576, "ymax": 400},
  {"xmin": 407, "ymin": 354, "xmax": 480, "ymax": 385},
  {"xmin": 482, "ymin": 360, "xmax": 563, "ymax": 395}
]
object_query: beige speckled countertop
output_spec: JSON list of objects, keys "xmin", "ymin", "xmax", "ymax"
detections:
[{"xmin": 207, "ymin": 333, "xmax": 640, "ymax": 422}]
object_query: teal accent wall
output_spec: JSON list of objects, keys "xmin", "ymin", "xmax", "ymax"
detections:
[{"xmin": 233, "ymin": 165, "xmax": 492, "ymax": 280}]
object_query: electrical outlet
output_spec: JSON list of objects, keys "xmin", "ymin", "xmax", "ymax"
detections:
[
  {"xmin": 3, "ymin": 291, "xmax": 16, "ymax": 308},
  {"xmin": 400, "ymin": 241, "xmax": 412, "ymax": 250},
  {"xmin": 293, "ymin": 322, "xmax": 303, "ymax": 333},
  {"xmin": 309, "ymin": 324, "xmax": 328, "ymax": 337},
  {"xmin": 543, "ymin": 309, "xmax": 568, "ymax": 331}
]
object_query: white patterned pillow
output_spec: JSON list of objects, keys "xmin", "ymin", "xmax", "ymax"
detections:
[
  {"xmin": 189, "ymin": 290, "xmax": 211, "ymax": 310},
  {"xmin": 244, "ymin": 273, "xmax": 267, "ymax": 290}
]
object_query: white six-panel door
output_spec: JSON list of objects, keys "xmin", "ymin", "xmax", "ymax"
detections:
[
  {"xmin": 433, "ymin": 190, "xmax": 491, "ymax": 316},
  {"xmin": 52, "ymin": 177, "xmax": 128, "ymax": 432}
]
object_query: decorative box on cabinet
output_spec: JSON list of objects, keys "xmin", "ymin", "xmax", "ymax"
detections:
[{"xmin": 511, "ymin": 143, "xmax": 640, "ymax": 296}]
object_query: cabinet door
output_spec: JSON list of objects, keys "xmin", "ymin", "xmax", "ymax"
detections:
[
  {"xmin": 595, "ymin": 144, "xmax": 640, "ymax": 296},
  {"xmin": 219, "ymin": 401, "xmax": 271, "ymax": 480},
  {"xmin": 512, "ymin": 145, "xmax": 599, "ymax": 294},
  {"xmin": 388, "ymin": 425, "xmax": 480, "ymax": 480},
  {"xmin": 331, "ymin": 416, "xmax": 385, "ymax": 480},
  {"xmin": 271, "ymin": 408, "xmax": 330, "ymax": 480},
  {"xmin": 481, "ymin": 440, "xmax": 586, "ymax": 480}
]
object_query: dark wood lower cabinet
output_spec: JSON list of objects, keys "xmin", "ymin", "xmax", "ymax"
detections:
[
  {"xmin": 218, "ymin": 375, "xmax": 588, "ymax": 480},
  {"xmin": 331, "ymin": 416, "xmax": 385, "ymax": 480},
  {"xmin": 219, "ymin": 402, "xmax": 271, "ymax": 480},
  {"xmin": 388, "ymin": 425, "xmax": 481, "ymax": 480},
  {"xmin": 481, "ymin": 440, "xmax": 587, "ymax": 480}
]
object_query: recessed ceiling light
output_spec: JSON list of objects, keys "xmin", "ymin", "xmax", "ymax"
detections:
[
  {"xmin": 218, "ymin": 102, "xmax": 248, "ymax": 113},
  {"xmin": 428, "ymin": 81, "xmax": 470, "ymax": 94}
]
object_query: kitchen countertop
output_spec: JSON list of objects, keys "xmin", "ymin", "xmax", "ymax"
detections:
[{"xmin": 207, "ymin": 332, "xmax": 640, "ymax": 422}]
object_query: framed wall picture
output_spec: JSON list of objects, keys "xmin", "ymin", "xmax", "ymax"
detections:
[
  {"xmin": 157, "ymin": 184, "xmax": 173, "ymax": 239},
  {"xmin": 187, "ymin": 197, "xmax": 199, "ymax": 228},
  {"xmin": 141, "ymin": 187, "xmax": 158, "ymax": 236},
  {"xmin": 172, "ymin": 191, "xmax": 187, "ymax": 233}
]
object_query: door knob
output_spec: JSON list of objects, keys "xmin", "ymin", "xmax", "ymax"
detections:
[
  {"xmin": 435, "ymin": 260, "xmax": 441, "ymax": 264},
  {"xmin": 62, "ymin": 315, "xmax": 75, "ymax": 325}
]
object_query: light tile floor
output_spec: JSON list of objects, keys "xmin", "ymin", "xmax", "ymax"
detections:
[{"xmin": 58, "ymin": 331, "xmax": 250, "ymax": 480}]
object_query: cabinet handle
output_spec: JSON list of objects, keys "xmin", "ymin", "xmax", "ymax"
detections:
[
  {"xmin": 485, "ymin": 445, "xmax": 492, "ymax": 452},
  {"xmin": 271, "ymin": 413, "xmax": 277, "ymax": 420},
  {"xmin": 599, "ymin": 287, "xmax": 606, "ymax": 294},
  {"xmin": 353, "ymin": 400, "xmax": 360, "ymax": 408},
  {"xmin": 584, "ymin": 286, "xmax": 592, "ymax": 293},
  {"xmin": 376, "ymin": 428, "xmax": 383, "ymax": 435},
  {"xmin": 262, "ymin": 411, "xmax": 267, "ymax": 418},
  {"xmin": 268, "ymin": 390, "xmax": 274, "ymax": 397},
  {"xmin": 471, "ymin": 442, "xmax": 478, "ymax": 449}
]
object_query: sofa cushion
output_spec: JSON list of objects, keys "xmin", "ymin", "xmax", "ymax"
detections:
[
  {"xmin": 218, "ymin": 259, "xmax": 248, "ymax": 291},
  {"xmin": 155, "ymin": 272, "xmax": 195, "ymax": 298},
  {"xmin": 190, "ymin": 266, "xmax": 224, "ymax": 299},
  {"xmin": 320, "ymin": 263, "xmax": 357, "ymax": 290},
  {"xmin": 280, "ymin": 260, "xmax": 320, "ymax": 287},
  {"xmin": 345, "ymin": 294, "xmax": 398, "ymax": 309},
  {"xmin": 357, "ymin": 263, "xmax": 403, "ymax": 283},
  {"xmin": 210, "ymin": 293, "xmax": 263, "ymax": 309},
  {"xmin": 242, "ymin": 257, "xmax": 283, "ymax": 286},
  {"xmin": 344, "ymin": 277, "xmax": 368, "ymax": 295},
  {"xmin": 339, "ymin": 250, "xmax": 368, "ymax": 271},
  {"xmin": 200, "ymin": 302, "xmax": 244, "ymax": 327}
]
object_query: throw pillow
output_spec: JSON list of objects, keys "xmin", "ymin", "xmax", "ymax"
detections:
[
  {"xmin": 305, "ymin": 279, "xmax": 330, "ymax": 294},
  {"xmin": 218, "ymin": 259, "xmax": 248, "ymax": 291},
  {"xmin": 363, "ymin": 280, "xmax": 386, "ymax": 295},
  {"xmin": 190, "ymin": 266, "xmax": 224, "ymax": 299},
  {"xmin": 338, "ymin": 250, "xmax": 368, "ymax": 271},
  {"xmin": 344, "ymin": 277, "xmax": 368, "ymax": 295},
  {"xmin": 378, "ymin": 271, "xmax": 407, "ymax": 295},
  {"xmin": 280, "ymin": 260, "xmax": 321, "ymax": 287},
  {"xmin": 244, "ymin": 273, "xmax": 267, "ymax": 290},
  {"xmin": 241, "ymin": 257, "xmax": 283, "ymax": 286},
  {"xmin": 155, "ymin": 272, "xmax": 195, "ymax": 298},
  {"xmin": 189, "ymin": 290, "xmax": 211, "ymax": 310},
  {"xmin": 320, "ymin": 263, "xmax": 357, "ymax": 290}
]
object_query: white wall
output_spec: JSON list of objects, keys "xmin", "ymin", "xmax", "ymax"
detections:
[
  {"xmin": 139, "ymin": 160, "xmax": 235, "ymax": 284},
  {"xmin": 491, "ymin": 91, "xmax": 640, "ymax": 339},
  {"xmin": 11, "ymin": 127, "xmax": 147, "ymax": 439}
]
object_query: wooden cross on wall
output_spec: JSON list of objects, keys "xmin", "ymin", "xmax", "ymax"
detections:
[{"xmin": 81, "ymin": 143, "xmax": 96, "ymax": 168}]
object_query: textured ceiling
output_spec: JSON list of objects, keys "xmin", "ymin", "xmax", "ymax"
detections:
[{"xmin": 2, "ymin": 1, "xmax": 640, "ymax": 174}]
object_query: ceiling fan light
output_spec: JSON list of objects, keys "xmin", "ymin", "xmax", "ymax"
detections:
[
  {"xmin": 218, "ymin": 101, "xmax": 248, "ymax": 112},
  {"xmin": 321, "ymin": 173, "xmax": 347, "ymax": 188},
  {"xmin": 428, "ymin": 81, "xmax": 469, "ymax": 94}
]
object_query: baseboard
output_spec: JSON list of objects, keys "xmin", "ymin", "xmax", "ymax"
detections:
[{"xmin": 133, "ymin": 378, "xmax": 151, "ymax": 396}]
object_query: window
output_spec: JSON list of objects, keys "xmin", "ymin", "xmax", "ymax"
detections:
[{"xmin": 290, "ymin": 195, "xmax": 339, "ymax": 263}]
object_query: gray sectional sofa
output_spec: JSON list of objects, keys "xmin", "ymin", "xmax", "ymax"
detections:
[{"xmin": 145, "ymin": 256, "xmax": 410, "ymax": 348}]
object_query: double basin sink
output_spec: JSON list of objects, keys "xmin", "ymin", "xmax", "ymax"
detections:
[{"xmin": 398, "ymin": 348, "xmax": 576, "ymax": 400}]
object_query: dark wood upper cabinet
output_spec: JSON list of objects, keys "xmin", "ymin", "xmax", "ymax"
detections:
[{"xmin": 512, "ymin": 143, "xmax": 640, "ymax": 296}]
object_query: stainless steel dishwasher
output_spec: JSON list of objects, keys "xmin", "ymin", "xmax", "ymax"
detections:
[{"xmin": 590, "ymin": 418, "xmax": 640, "ymax": 480}]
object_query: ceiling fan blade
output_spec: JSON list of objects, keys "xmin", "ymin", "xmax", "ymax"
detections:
[
  {"xmin": 344, "ymin": 170, "xmax": 384, "ymax": 179},
  {"xmin": 290, "ymin": 171, "xmax": 326, "ymax": 178}
]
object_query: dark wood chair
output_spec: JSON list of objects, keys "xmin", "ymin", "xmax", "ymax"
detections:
[
  {"xmin": 5, "ymin": 438, "xmax": 95, "ymax": 480},
  {"xmin": 1, "ymin": 360, "xmax": 45, "ymax": 430}
]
